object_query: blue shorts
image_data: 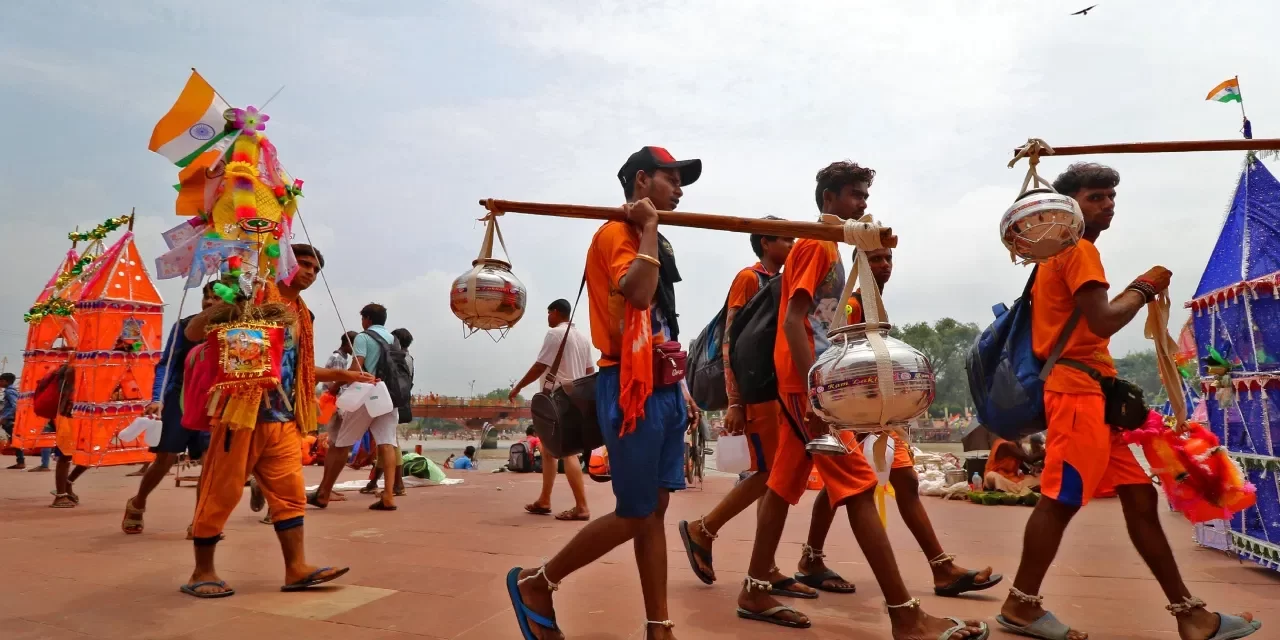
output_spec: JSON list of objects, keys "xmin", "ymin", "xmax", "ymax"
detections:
[
  {"xmin": 151, "ymin": 397, "xmax": 210, "ymax": 459},
  {"xmin": 596, "ymin": 366, "xmax": 688, "ymax": 519}
]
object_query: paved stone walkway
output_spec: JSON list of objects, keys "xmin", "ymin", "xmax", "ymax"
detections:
[{"xmin": 1, "ymin": 463, "xmax": 1276, "ymax": 639}]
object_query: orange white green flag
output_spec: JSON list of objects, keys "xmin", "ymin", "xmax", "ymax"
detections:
[
  {"xmin": 148, "ymin": 71, "xmax": 236, "ymax": 167},
  {"xmin": 1206, "ymin": 78, "xmax": 1242, "ymax": 103}
]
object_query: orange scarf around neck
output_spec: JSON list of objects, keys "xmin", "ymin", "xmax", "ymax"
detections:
[
  {"xmin": 263, "ymin": 281, "xmax": 317, "ymax": 434},
  {"xmin": 619, "ymin": 304, "xmax": 654, "ymax": 437}
]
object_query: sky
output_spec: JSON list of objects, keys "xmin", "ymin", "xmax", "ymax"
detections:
[{"xmin": 2, "ymin": 0, "xmax": 1278, "ymax": 397}]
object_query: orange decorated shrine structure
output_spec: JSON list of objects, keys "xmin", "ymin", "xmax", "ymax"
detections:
[{"xmin": 10, "ymin": 228, "xmax": 164, "ymax": 467}]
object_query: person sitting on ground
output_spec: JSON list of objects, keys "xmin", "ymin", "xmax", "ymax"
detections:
[
  {"xmin": 983, "ymin": 433, "xmax": 1044, "ymax": 495},
  {"xmin": 449, "ymin": 446, "xmax": 476, "ymax": 470}
]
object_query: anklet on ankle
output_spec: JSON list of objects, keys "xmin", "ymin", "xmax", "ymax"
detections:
[
  {"xmin": 928, "ymin": 552, "xmax": 956, "ymax": 567},
  {"xmin": 886, "ymin": 597, "xmax": 921, "ymax": 612},
  {"xmin": 1166, "ymin": 596, "xmax": 1206, "ymax": 616},
  {"xmin": 696, "ymin": 518, "xmax": 717, "ymax": 541},
  {"xmin": 744, "ymin": 576, "xmax": 772, "ymax": 592},
  {"xmin": 801, "ymin": 544, "xmax": 825, "ymax": 561},
  {"xmin": 517, "ymin": 565, "xmax": 560, "ymax": 592},
  {"xmin": 1009, "ymin": 586, "xmax": 1043, "ymax": 606},
  {"xmin": 646, "ymin": 620, "xmax": 674, "ymax": 628}
]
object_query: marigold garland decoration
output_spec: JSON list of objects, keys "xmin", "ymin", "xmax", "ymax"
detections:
[
  {"xmin": 24, "ymin": 297, "xmax": 75, "ymax": 323},
  {"xmin": 69, "ymin": 216, "xmax": 132, "ymax": 243}
]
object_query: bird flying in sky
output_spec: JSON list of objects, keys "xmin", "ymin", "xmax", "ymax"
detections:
[{"xmin": 1071, "ymin": 5, "xmax": 1098, "ymax": 15}]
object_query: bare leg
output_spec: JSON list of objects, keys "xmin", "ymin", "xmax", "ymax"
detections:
[
  {"xmin": 1116, "ymin": 484, "xmax": 1251, "ymax": 640},
  {"xmin": 889, "ymin": 468, "xmax": 993, "ymax": 590},
  {"xmin": 186, "ymin": 541, "xmax": 231, "ymax": 595},
  {"xmin": 794, "ymin": 487, "xmax": 853, "ymax": 592},
  {"xmin": 686, "ymin": 471, "xmax": 768, "ymax": 581},
  {"xmin": 277, "ymin": 524, "xmax": 344, "ymax": 585},
  {"xmin": 313, "ymin": 444, "xmax": 350, "ymax": 504},
  {"xmin": 634, "ymin": 491, "xmax": 675, "ymax": 639},
  {"xmin": 842, "ymin": 490, "xmax": 985, "ymax": 639},
  {"xmin": 736, "ymin": 490, "xmax": 809, "ymax": 626},
  {"xmin": 132, "ymin": 452, "xmax": 179, "ymax": 510},
  {"xmin": 562, "ymin": 454, "xmax": 589, "ymax": 515},
  {"xmin": 534, "ymin": 442, "xmax": 556, "ymax": 509},
  {"xmin": 375, "ymin": 443, "xmax": 397, "ymax": 508},
  {"xmin": 1000, "ymin": 496, "xmax": 1087, "ymax": 639}
]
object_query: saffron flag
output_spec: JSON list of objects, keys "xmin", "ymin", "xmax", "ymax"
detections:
[
  {"xmin": 149, "ymin": 71, "xmax": 236, "ymax": 168},
  {"xmin": 1206, "ymin": 78, "xmax": 1242, "ymax": 103}
]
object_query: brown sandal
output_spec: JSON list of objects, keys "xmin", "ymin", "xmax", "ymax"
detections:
[
  {"xmin": 555, "ymin": 508, "xmax": 590, "ymax": 521},
  {"xmin": 122, "ymin": 498, "xmax": 144, "ymax": 532},
  {"xmin": 50, "ymin": 494, "xmax": 77, "ymax": 509}
]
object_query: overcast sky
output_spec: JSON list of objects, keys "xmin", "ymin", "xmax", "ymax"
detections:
[{"xmin": 2, "ymin": 0, "xmax": 1276, "ymax": 396}]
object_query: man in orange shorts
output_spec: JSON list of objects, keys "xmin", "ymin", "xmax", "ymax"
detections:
[
  {"xmin": 997, "ymin": 164, "xmax": 1260, "ymax": 639},
  {"xmin": 796, "ymin": 246, "xmax": 1000, "ymax": 599},
  {"xmin": 678, "ymin": 217, "xmax": 794, "ymax": 586},
  {"xmin": 736, "ymin": 161, "xmax": 986, "ymax": 639}
]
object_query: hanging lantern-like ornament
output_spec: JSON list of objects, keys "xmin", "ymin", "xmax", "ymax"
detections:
[{"xmin": 450, "ymin": 212, "xmax": 526, "ymax": 340}]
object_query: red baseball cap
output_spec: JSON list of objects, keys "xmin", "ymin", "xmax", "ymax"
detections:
[{"xmin": 617, "ymin": 146, "xmax": 702, "ymax": 191}]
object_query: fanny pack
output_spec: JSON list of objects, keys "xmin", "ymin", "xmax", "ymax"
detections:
[
  {"xmin": 653, "ymin": 340, "xmax": 687, "ymax": 387},
  {"xmin": 1055, "ymin": 358, "xmax": 1149, "ymax": 430}
]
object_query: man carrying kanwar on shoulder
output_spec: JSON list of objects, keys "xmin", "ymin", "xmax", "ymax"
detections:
[
  {"xmin": 508, "ymin": 146, "xmax": 701, "ymax": 640},
  {"xmin": 997, "ymin": 163, "xmax": 1260, "ymax": 640},
  {"xmin": 735, "ymin": 160, "xmax": 987, "ymax": 639},
  {"xmin": 677, "ymin": 217, "xmax": 794, "ymax": 585},
  {"xmin": 180, "ymin": 244, "xmax": 373, "ymax": 599}
]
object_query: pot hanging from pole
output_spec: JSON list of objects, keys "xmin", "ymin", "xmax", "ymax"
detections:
[{"xmin": 450, "ymin": 214, "xmax": 526, "ymax": 340}]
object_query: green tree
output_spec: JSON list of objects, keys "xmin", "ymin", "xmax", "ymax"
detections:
[
  {"xmin": 1114, "ymin": 349, "xmax": 1167, "ymax": 405},
  {"xmin": 479, "ymin": 387, "xmax": 525, "ymax": 402},
  {"xmin": 892, "ymin": 318, "xmax": 981, "ymax": 418}
]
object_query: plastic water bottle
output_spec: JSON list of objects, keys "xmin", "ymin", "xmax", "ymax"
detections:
[{"xmin": 971, "ymin": 473, "xmax": 981, "ymax": 490}]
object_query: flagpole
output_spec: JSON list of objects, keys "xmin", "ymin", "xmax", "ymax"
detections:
[
  {"xmin": 192, "ymin": 67, "xmax": 234, "ymax": 109},
  {"xmin": 1236, "ymin": 75, "xmax": 1248, "ymax": 122}
]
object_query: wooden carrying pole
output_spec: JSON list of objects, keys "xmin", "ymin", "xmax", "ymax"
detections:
[
  {"xmin": 479, "ymin": 199, "xmax": 898, "ymax": 248},
  {"xmin": 1012, "ymin": 138, "xmax": 1280, "ymax": 159}
]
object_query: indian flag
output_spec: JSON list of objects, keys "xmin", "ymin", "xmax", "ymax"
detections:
[
  {"xmin": 149, "ymin": 71, "xmax": 236, "ymax": 167},
  {"xmin": 1206, "ymin": 78, "xmax": 1242, "ymax": 103}
]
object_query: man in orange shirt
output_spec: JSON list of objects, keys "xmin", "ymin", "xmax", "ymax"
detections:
[
  {"xmin": 983, "ymin": 435, "xmax": 1041, "ymax": 494},
  {"xmin": 509, "ymin": 147, "xmax": 701, "ymax": 640},
  {"xmin": 997, "ymin": 164, "xmax": 1259, "ymax": 640},
  {"xmin": 736, "ymin": 161, "xmax": 986, "ymax": 639},
  {"xmin": 796, "ymin": 246, "xmax": 1000, "ymax": 599},
  {"xmin": 678, "ymin": 218, "xmax": 794, "ymax": 586}
]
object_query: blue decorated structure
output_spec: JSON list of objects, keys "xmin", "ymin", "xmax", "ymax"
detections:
[{"xmin": 1188, "ymin": 155, "xmax": 1280, "ymax": 570}]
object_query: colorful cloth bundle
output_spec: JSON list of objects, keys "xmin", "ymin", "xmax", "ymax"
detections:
[{"xmin": 1123, "ymin": 410, "xmax": 1256, "ymax": 523}]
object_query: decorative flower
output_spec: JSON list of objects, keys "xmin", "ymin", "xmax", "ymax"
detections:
[{"xmin": 232, "ymin": 106, "xmax": 269, "ymax": 133}]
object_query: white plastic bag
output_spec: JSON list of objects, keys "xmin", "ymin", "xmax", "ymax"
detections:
[
  {"xmin": 717, "ymin": 434, "xmax": 751, "ymax": 474},
  {"xmin": 119, "ymin": 417, "xmax": 162, "ymax": 447},
  {"xmin": 363, "ymin": 381, "xmax": 394, "ymax": 418},
  {"xmin": 337, "ymin": 382, "xmax": 374, "ymax": 413}
]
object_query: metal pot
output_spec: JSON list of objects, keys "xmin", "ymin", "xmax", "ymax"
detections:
[
  {"xmin": 807, "ymin": 322, "xmax": 935, "ymax": 431},
  {"xmin": 450, "ymin": 258, "xmax": 527, "ymax": 332},
  {"xmin": 1000, "ymin": 188, "xmax": 1084, "ymax": 263}
]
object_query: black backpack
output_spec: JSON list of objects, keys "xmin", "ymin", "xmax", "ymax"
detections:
[
  {"xmin": 688, "ymin": 268, "xmax": 771, "ymax": 411},
  {"xmin": 728, "ymin": 272, "xmax": 784, "ymax": 405},
  {"xmin": 363, "ymin": 330, "xmax": 414, "ymax": 423},
  {"xmin": 508, "ymin": 441, "xmax": 534, "ymax": 473}
]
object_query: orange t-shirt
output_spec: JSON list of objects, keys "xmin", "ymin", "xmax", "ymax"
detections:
[
  {"xmin": 585, "ymin": 221, "xmax": 667, "ymax": 367},
  {"xmin": 984, "ymin": 437, "xmax": 1023, "ymax": 480},
  {"xmin": 773, "ymin": 239, "xmax": 845, "ymax": 394},
  {"xmin": 1031, "ymin": 239, "xmax": 1117, "ymax": 395},
  {"xmin": 727, "ymin": 263, "xmax": 771, "ymax": 310}
]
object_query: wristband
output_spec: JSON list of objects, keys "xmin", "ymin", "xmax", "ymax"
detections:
[
  {"xmin": 1126, "ymin": 280, "xmax": 1157, "ymax": 303},
  {"xmin": 729, "ymin": 404, "xmax": 744, "ymax": 409}
]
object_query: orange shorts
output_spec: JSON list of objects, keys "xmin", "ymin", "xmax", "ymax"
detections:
[
  {"xmin": 1040, "ymin": 391, "xmax": 1150, "ymax": 507},
  {"xmin": 745, "ymin": 401, "xmax": 780, "ymax": 473},
  {"xmin": 766, "ymin": 393, "xmax": 877, "ymax": 507}
]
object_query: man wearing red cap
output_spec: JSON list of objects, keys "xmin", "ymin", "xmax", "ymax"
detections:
[{"xmin": 508, "ymin": 147, "xmax": 700, "ymax": 640}]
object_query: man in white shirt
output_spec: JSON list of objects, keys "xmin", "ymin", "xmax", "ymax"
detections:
[{"xmin": 509, "ymin": 298, "xmax": 593, "ymax": 521}]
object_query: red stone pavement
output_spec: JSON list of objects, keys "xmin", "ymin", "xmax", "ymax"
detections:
[{"xmin": 1, "ymin": 464, "xmax": 1277, "ymax": 640}]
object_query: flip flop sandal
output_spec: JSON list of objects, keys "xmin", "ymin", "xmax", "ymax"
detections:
[
  {"xmin": 555, "ymin": 509, "xmax": 589, "ymax": 521},
  {"xmin": 736, "ymin": 605, "xmax": 811, "ymax": 629},
  {"xmin": 1207, "ymin": 612, "xmax": 1262, "ymax": 639},
  {"xmin": 280, "ymin": 566, "xmax": 349, "ymax": 592},
  {"xmin": 122, "ymin": 498, "xmax": 145, "ymax": 534},
  {"xmin": 358, "ymin": 485, "xmax": 379, "ymax": 495},
  {"xmin": 770, "ymin": 577, "xmax": 818, "ymax": 599},
  {"xmin": 996, "ymin": 611, "xmax": 1075, "ymax": 640},
  {"xmin": 369, "ymin": 501, "xmax": 398, "ymax": 511},
  {"xmin": 525, "ymin": 504, "xmax": 552, "ymax": 515},
  {"xmin": 506, "ymin": 567, "xmax": 560, "ymax": 639},
  {"xmin": 937, "ymin": 617, "xmax": 989, "ymax": 640},
  {"xmin": 305, "ymin": 492, "xmax": 328, "ymax": 509},
  {"xmin": 50, "ymin": 494, "xmax": 76, "ymax": 509},
  {"xmin": 394, "ymin": 488, "xmax": 407, "ymax": 497},
  {"xmin": 677, "ymin": 520, "xmax": 715, "ymax": 585},
  {"xmin": 794, "ymin": 569, "xmax": 856, "ymax": 593},
  {"xmin": 180, "ymin": 581, "xmax": 235, "ymax": 599},
  {"xmin": 935, "ymin": 570, "xmax": 1003, "ymax": 597}
]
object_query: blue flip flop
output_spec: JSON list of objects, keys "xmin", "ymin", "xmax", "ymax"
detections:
[
  {"xmin": 1207, "ymin": 612, "xmax": 1261, "ymax": 639},
  {"xmin": 997, "ymin": 611, "xmax": 1074, "ymax": 639},
  {"xmin": 280, "ymin": 566, "xmax": 349, "ymax": 592},
  {"xmin": 180, "ymin": 581, "xmax": 235, "ymax": 598},
  {"xmin": 507, "ymin": 567, "xmax": 560, "ymax": 639}
]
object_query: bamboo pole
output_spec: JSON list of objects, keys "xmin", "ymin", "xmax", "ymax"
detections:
[
  {"xmin": 1012, "ymin": 138, "xmax": 1280, "ymax": 159},
  {"xmin": 479, "ymin": 199, "xmax": 899, "ymax": 248}
]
